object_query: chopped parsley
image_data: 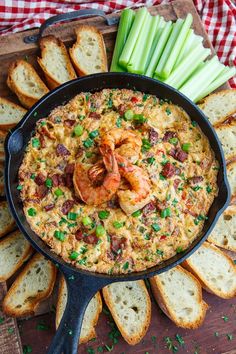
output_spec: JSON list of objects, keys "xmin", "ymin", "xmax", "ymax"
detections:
[
  {"xmin": 98, "ymin": 210, "xmax": 110, "ymax": 220},
  {"xmin": 27, "ymin": 208, "xmax": 36, "ymax": 217},
  {"xmin": 32, "ymin": 138, "xmax": 40, "ymax": 148}
]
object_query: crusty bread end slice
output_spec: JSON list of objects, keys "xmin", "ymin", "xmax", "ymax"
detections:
[
  {"xmin": 0, "ymin": 161, "xmax": 4, "ymax": 196},
  {"xmin": 182, "ymin": 242, "xmax": 236, "ymax": 299},
  {"xmin": 38, "ymin": 36, "xmax": 77, "ymax": 89},
  {"xmin": 3, "ymin": 253, "xmax": 57, "ymax": 317},
  {"xmin": 102, "ymin": 280, "xmax": 151, "ymax": 345},
  {"xmin": 7, "ymin": 60, "xmax": 49, "ymax": 109},
  {"xmin": 226, "ymin": 159, "xmax": 236, "ymax": 200},
  {"xmin": 0, "ymin": 129, "xmax": 7, "ymax": 162},
  {"xmin": 208, "ymin": 205, "xmax": 236, "ymax": 252},
  {"xmin": 150, "ymin": 265, "xmax": 208, "ymax": 329},
  {"xmin": 215, "ymin": 122, "xmax": 236, "ymax": 161},
  {"xmin": 69, "ymin": 25, "xmax": 108, "ymax": 76},
  {"xmin": 0, "ymin": 229, "xmax": 33, "ymax": 281},
  {"xmin": 198, "ymin": 89, "xmax": 236, "ymax": 126},
  {"xmin": 56, "ymin": 276, "xmax": 102, "ymax": 343},
  {"xmin": 0, "ymin": 200, "xmax": 16, "ymax": 238},
  {"xmin": 0, "ymin": 97, "xmax": 26, "ymax": 130}
]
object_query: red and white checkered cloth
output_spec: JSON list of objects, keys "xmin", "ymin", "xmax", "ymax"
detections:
[{"xmin": 0, "ymin": 0, "xmax": 235, "ymax": 87}]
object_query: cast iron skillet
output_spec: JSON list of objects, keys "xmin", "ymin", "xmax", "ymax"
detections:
[{"xmin": 4, "ymin": 73, "xmax": 230, "ymax": 354}]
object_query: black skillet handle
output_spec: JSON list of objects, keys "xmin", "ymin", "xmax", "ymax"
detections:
[
  {"xmin": 46, "ymin": 267, "xmax": 112, "ymax": 354},
  {"xmin": 23, "ymin": 9, "xmax": 119, "ymax": 44}
]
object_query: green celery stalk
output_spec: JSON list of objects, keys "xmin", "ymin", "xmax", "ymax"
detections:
[
  {"xmin": 146, "ymin": 16, "xmax": 164, "ymax": 66},
  {"xmin": 119, "ymin": 7, "xmax": 148, "ymax": 68},
  {"xmin": 127, "ymin": 14, "xmax": 159, "ymax": 74},
  {"xmin": 195, "ymin": 66, "xmax": 236, "ymax": 102},
  {"xmin": 161, "ymin": 13, "xmax": 193, "ymax": 79},
  {"xmin": 145, "ymin": 21, "xmax": 172, "ymax": 78},
  {"xmin": 164, "ymin": 44, "xmax": 211, "ymax": 89},
  {"xmin": 110, "ymin": 9, "xmax": 135, "ymax": 72},
  {"xmin": 179, "ymin": 56, "xmax": 225, "ymax": 101},
  {"xmin": 155, "ymin": 19, "xmax": 184, "ymax": 78}
]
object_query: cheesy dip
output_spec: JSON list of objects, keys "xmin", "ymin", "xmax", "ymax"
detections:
[{"xmin": 19, "ymin": 89, "xmax": 219, "ymax": 274}]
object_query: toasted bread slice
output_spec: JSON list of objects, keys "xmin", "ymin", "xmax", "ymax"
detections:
[
  {"xmin": 0, "ymin": 129, "xmax": 7, "ymax": 162},
  {"xmin": 0, "ymin": 230, "xmax": 33, "ymax": 281},
  {"xmin": 0, "ymin": 201, "xmax": 15, "ymax": 238},
  {"xmin": 0, "ymin": 161, "xmax": 4, "ymax": 196},
  {"xmin": 102, "ymin": 281, "xmax": 151, "ymax": 345},
  {"xmin": 150, "ymin": 265, "xmax": 208, "ymax": 329},
  {"xmin": 3, "ymin": 253, "xmax": 57, "ymax": 317},
  {"xmin": 7, "ymin": 60, "xmax": 49, "ymax": 109},
  {"xmin": 56, "ymin": 276, "xmax": 102, "ymax": 343},
  {"xmin": 227, "ymin": 159, "xmax": 236, "ymax": 200},
  {"xmin": 208, "ymin": 205, "xmax": 236, "ymax": 252},
  {"xmin": 215, "ymin": 123, "xmax": 236, "ymax": 161},
  {"xmin": 38, "ymin": 36, "xmax": 77, "ymax": 89},
  {"xmin": 198, "ymin": 89, "xmax": 236, "ymax": 126},
  {"xmin": 0, "ymin": 97, "xmax": 26, "ymax": 130},
  {"xmin": 182, "ymin": 242, "xmax": 236, "ymax": 299},
  {"xmin": 69, "ymin": 25, "xmax": 108, "ymax": 76}
]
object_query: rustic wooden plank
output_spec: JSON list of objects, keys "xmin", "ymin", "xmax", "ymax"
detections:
[{"xmin": 0, "ymin": 282, "xmax": 23, "ymax": 354}]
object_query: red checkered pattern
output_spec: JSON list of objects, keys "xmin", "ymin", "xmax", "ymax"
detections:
[{"xmin": 0, "ymin": 0, "xmax": 235, "ymax": 87}]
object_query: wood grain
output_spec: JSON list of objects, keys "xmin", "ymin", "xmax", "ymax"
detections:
[{"xmin": 0, "ymin": 283, "xmax": 23, "ymax": 354}]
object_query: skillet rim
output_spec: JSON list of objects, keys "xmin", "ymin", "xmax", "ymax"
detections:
[{"xmin": 4, "ymin": 72, "xmax": 231, "ymax": 280}]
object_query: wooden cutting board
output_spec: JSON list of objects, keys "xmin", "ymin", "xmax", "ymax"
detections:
[{"xmin": 0, "ymin": 0, "xmax": 233, "ymax": 353}]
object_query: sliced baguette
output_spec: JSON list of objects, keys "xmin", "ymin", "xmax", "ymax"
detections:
[
  {"xmin": 0, "ymin": 200, "xmax": 15, "ymax": 238},
  {"xmin": 69, "ymin": 25, "xmax": 108, "ymax": 76},
  {"xmin": 0, "ymin": 161, "xmax": 4, "ymax": 196},
  {"xmin": 208, "ymin": 205, "xmax": 236, "ymax": 252},
  {"xmin": 227, "ymin": 159, "xmax": 236, "ymax": 199},
  {"xmin": 102, "ymin": 281, "xmax": 151, "ymax": 345},
  {"xmin": 198, "ymin": 89, "xmax": 236, "ymax": 126},
  {"xmin": 215, "ymin": 123, "xmax": 236, "ymax": 161},
  {"xmin": 0, "ymin": 129, "xmax": 7, "ymax": 162},
  {"xmin": 0, "ymin": 97, "xmax": 26, "ymax": 130},
  {"xmin": 150, "ymin": 265, "xmax": 208, "ymax": 329},
  {"xmin": 0, "ymin": 229, "xmax": 33, "ymax": 281},
  {"xmin": 38, "ymin": 36, "xmax": 77, "ymax": 89},
  {"xmin": 56, "ymin": 276, "xmax": 102, "ymax": 343},
  {"xmin": 182, "ymin": 242, "xmax": 236, "ymax": 299},
  {"xmin": 7, "ymin": 60, "xmax": 49, "ymax": 109},
  {"xmin": 3, "ymin": 253, "xmax": 57, "ymax": 317}
]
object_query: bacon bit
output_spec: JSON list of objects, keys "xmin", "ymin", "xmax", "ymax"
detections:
[
  {"xmin": 163, "ymin": 131, "xmax": 177, "ymax": 142},
  {"xmin": 162, "ymin": 162, "xmax": 176, "ymax": 178},
  {"xmin": 149, "ymin": 128, "xmax": 159, "ymax": 145},
  {"xmin": 188, "ymin": 176, "xmax": 203, "ymax": 186},
  {"xmin": 88, "ymin": 112, "xmax": 101, "ymax": 120},
  {"xmin": 182, "ymin": 190, "xmax": 187, "ymax": 200},
  {"xmin": 183, "ymin": 208, "xmax": 197, "ymax": 217},
  {"xmin": 39, "ymin": 134, "xmax": 46, "ymax": 148},
  {"xmin": 65, "ymin": 163, "xmax": 75, "ymax": 174},
  {"xmin": 173, "ymin": 179, "xmax": 181, "ymax": 190},
  {"xmin": 169, "ymin": 147, "xmax": 188, "ymax": 162},
  {"xmin": 35, "ymin": 185, "xmax": 48, "ymax": 199},
  {"xmin": 64, "ymin": 173, "xmax": 73, "ymax": 188},
  {"xmin": 131, "ymin": 96, "xmax": 139, "ymax": 103},
  {"xmin": 61, "ymin": 200, "xmax": 74, "ymax": 215},
  {"xmin": 117, "ymin": 104, "xmax": 126, "ymax": 116},
  {"xmin": 75, "ymin": 230, "xmax": 83, "ymax": 241},
  {"xmin": 64, "ymin": 119, "xmax": 76, "ymax": 127},
  {"xmin": 156, "ymin": 200, "xmax": 168, "ymax": 211},
  {"xmin": 84, "ymin": 233, "xmax": 98, "ymax": 244},
  {"xmin": 34, "ymin": 173, "xmax": 46, "ymax": 186},
  {"xmin": 160, "ymin": 235, "xmax": 167, "ymax": 240},
  {"xmin": 56, "ymin": 144, "xmax": 70, "ymax": 156},
  {"xmin": 142, "ymin": 201, "xmax": 157, "ymax": 216},
  {"xmin": 110, "ymin": 236, "xmax": 126, "ymax": 255},
  {"xmin": 44, "ymin": 203, "xmax": 55, "ymax": 211},
  {"xmin": 51, "ymin": 173, "xmax": 64, "ymax": 187}
]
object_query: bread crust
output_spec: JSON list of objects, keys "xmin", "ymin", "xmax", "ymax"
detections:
[
  {"xmin": 56, "ymin": 276, "xmax": 102, "ymax": 343},
  {"xmin": 69, "ymin": 25, "xmax": 108, "ymax": 76},
  {"xmin": 7, "ymin": 60, "xmax": 49, "ymax": 109},
  {"xmin": 3, "ymin": 253, "xmax": 57, "ymax": 317},
  {"xmin": 0, "ymin": 200, "xmax": 16, "ymax": 238},
  {"xmin": 0, "ymin": 229, "xmax": 33, "ymax": 281},
  {"xmin": 150, "ymin": 265, "xmax": 208, "ymax": 329},
  {"xmin": 0, "ymin": 97, "xmax": 27, "ymax": 130},
  {"xmin": 182, "ymin": 242, "xmax": 236, "ymax": 299},
  {"xmin": 38, "ymin": 35, "xmax": 77, "ymax": 89},
  {"xmin": 102, "ymin": 280, "xmax": 151, "ymax": 345}
]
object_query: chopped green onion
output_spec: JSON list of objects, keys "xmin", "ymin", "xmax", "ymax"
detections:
[
  {"xmin": 67, "ymin": 212, "xmax": 77, "ymax": 221},
  {"xmin": 89, "ymin": 130, "xmax": 99, "ymax": 139},
  {"xmin": 161, "ymin": 207, "xmax": 171, "ymax": 218},
  {"xmin": 28, "ymin": 208, "xmax": 37, "ymax": 217},
  {"xmin": 116, "ymin": 117, "xmax": 122, "ymax": 127},
  {"xmin": 169, "ymin": 137, "xmax": 178, "ymax": 145},
  {"xmin": 45, "ymin": 178, "xmax": 52, "ymax": 188},
  {"xmin": 17, "ymin": 185, "xmax": 23, "ymax": 191},
  {"xmin": 132, "ymin": 210, "xmax": 142, "ymax": 217},
  {"xmin": 123, "ymin": 261, "xmax": 129, "ymax": 270},
  {"xmin": 69, "ymin": 251, "xmax": 79, "ymax": 260},
  {"xmin": 141, "ymin": 138, "xmax": 152, "ymax": 152},
  {"xmin": 191, "ymin": 120, "xmax": 197, "ymax": 127},
  {"xmin": 82, "ymin": 216, "xmax": 92, "ymax": 226},
  {"xmin": 182, "ymin": 143, "xmax": 191, "ymax": 152},
  {"xmin": 98, "ymin": 210, "xmax": 110, "ymax": 220},
  {"xmin": 147, "ymin": 156, "xmax": 155, "ymax": 165},
  {"xmin": 152, "ymin": 223, "xmax": 161, "ymax": 232},
  {"xmin": 54, "ymin": 188, "xmax": 63, "ymax": 197},
  {"xmin": 113, "ymin": 221, "xmax": 124, "ymax": 229},
  {"xmin": 206, "ymin": 185, "xmax": 212, "ymax": 193},
  {"xmin": 54, "ymin": 230, "xmax": 66, "ymax": 241},
  {"xmin": 83, "ymin": 138, "xmax": 93, "ymax": 148},
  {"xmin": 133, "ymin": 114, "xmax": 147, "ymax": 124},
  {"xmin": 124, "ymin": 109, "xmax": 134, "ymax": 120},
  {"xmin": 74, "ymin": 124, "xmax": 83, "ymax": 137},
  {"xmin": 176, "ymin": 246, "xmax": 183, "ymax": 253},
  {"xmin": 32, "ymin": 138, "xmax": 40, "ymax": 148},
  {"xmin": 96, "ymin": 225, "xmax": 106, "ymax": 237},
  {"xmin": 156, "ymin": 249, "xmax": 164, "ymax": 256}
]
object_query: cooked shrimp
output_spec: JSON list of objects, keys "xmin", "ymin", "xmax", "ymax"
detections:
[
  {"xmin": 101, "ymin": 128, "xmax": 142, "ymax": 163},
  {"xmin": 73, "ymin": 149, "xmax": 120, "ymax": 205},
  {"xmin": 116, "ymin": 154, "xmax": 152, "ymax": 215}
]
